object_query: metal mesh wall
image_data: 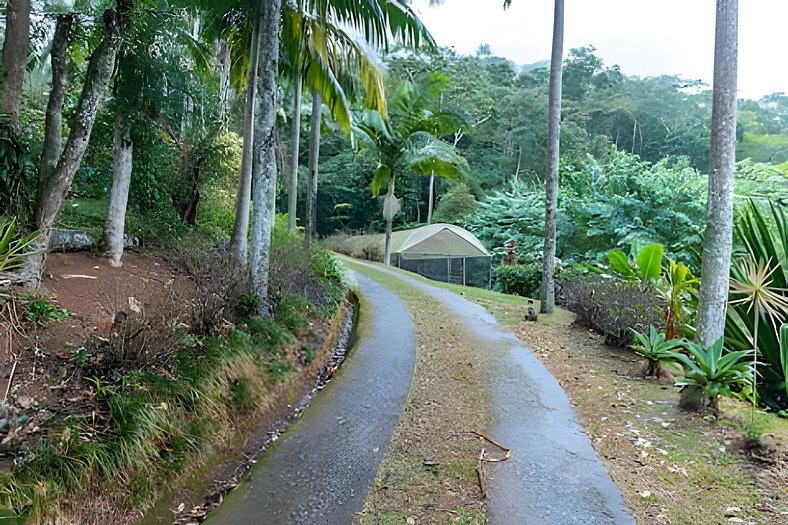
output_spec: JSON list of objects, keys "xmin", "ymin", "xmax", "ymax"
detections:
[
  {"xmin": 463, "ymin": 256, "xmax": 492, "ymax": 288},
  {"xmin": 397, "ymin": 255, "xmax": 491, "ymax": 288}
]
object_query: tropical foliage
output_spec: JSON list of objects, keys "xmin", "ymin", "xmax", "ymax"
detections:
[
  {"xmin": 631, "ymin": 325, "xmax": 685, "ymax": 377},
  {"xmin": 726, "ymin": 200, "xmax": 788, "ymax": 410},
  {"xmin": 669, "ymin": 338, "xmax": 755, "ymax": 415},
  {"xmin": 0, "ymin": 218, "xmax": 40, "ymax": 274}
]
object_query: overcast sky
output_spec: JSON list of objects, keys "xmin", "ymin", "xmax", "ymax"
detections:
[{"xmin": 410, "ymin": 0, "xmax": 785, "ymax": 100}]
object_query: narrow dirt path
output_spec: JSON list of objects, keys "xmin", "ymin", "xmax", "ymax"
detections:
[
  {"xmin": 205, "ymin": 273, "xmax": 416, "ymax": 525},
  {"xmin": 349, "ymin": 260, "xmax": 635, "ymax": 525}
]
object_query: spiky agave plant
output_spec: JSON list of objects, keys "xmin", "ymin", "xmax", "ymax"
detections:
[{"xmin": 729, "ymin": 255, "xmax": 788, "ymax": 415}]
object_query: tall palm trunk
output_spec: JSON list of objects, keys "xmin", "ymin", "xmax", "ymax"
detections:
[
  {"xmin": 304, "ymin": 89, "xmax": 321, "ymax": 250},
  {"xmin": 696, "ymin": 0, "xmax": 739, "ymax": 346},
  {"xmin": 229, "ymin": 3, "xmax": 262, "ymax": 267},
  {"xmin": 427, "ymin": 171, "xmax": 435, "ymax": 225},
  {"xmin": 1, "ymin": 0, "xmax": 30, "ymax": 133},
  {"xmin": 104, "ymin": 109, "xmax": 133, "ymax": 266},
  {"xmin": 539, "ymin": 0, "xmax": 564, "ymax": 314},
  {"xmin": 287, "ymin": 73, "xmax": 303, "ymax": 232},
  {"xmin": 250, "ymin": 0, "xmax": 282, "ymax": 314},
  {"xmin": 20, "ymin": 9, "xmax": 122, "ymax": 288}
]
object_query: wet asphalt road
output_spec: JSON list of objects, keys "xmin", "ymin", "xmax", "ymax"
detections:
[
  {"xmin": 205, "ymin": 272, "xmax": 416, "ymax": 525},
  {"xmin": 353, "ymin": 261, "xmax": 635, "ymax": 525}
]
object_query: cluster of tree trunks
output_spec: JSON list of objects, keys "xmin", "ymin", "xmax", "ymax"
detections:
[{"xmin": 19, "ymin": 8, "xmax": 124, "ymax": 287}]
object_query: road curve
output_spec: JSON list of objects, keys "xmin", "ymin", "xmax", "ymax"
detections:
[
  {"xmin": 351, "ymin": 261, "xmax": 635, "ymax": 525},
  {"xmin": 205, "ymin": 272, "xmax": 417, "ymax": 525}
]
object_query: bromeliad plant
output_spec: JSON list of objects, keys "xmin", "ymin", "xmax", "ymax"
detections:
[
  {"xmin": 631, "ymin": 325, "xmax": 685, "ymax": 378},
  {"xmin": 669, "ymin": 338, "xmax": 755, "ymax": 416}
]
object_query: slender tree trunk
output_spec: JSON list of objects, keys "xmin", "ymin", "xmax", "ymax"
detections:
[
  {"xmin": 1, "ymin": 0, "xmax": 30, "ymax": 133},
  {"xmin": 427, "ymin": 171, "xmax": 435, "ymax": 225},
  {"xmin": 104, "ymin": 109, "xmax": 133, "ymax": 266},
  {"xmin": 383, "ymin": 176, "xmax": 396, "ymax": 266},
  {"xmin": 250, "ymin": 0, "xmax": 282, "ymax": 314},
  {"xmin": 539, "ymin": 0, "xmax": 564, "ymax": 315},
  {"xmin": 37, "ymin": 14, "xmax": 72, "ymax": 187},
  {"xmin": 20, "ymin": 9, "xmax": 122, "ymax": 288},
  {"xmin": 696, "ymin": 0, "xmax": 738, "ymax": 347},
  {"xmin": 287, "ymin": 73, "xmax": 303, "ymax": 232},
  {"xmin": 384, "ymin": 214, "xmax": 393, "ymax": 265},
  {"xmin": 229, "ymin": 3, "xmax": 262, "ymax": 267},
  {"xmin": 216, "ymin": 38, "xmax": 231, "ymax": 126},
  {"xmin": 305, "ymin": 89, "xmax": 321, "ymax": 250}
]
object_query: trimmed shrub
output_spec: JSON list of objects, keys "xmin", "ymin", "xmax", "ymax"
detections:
[
  {"xmin": 559, "ymin": 275, "xmax": 664, "ymax": 346},
  {"xmin": 493, "ymin": 263, "xmax": 542, "ymax": 298}
]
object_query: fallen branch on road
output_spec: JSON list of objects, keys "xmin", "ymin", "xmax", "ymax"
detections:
[{"xmin": 466, "ymin": 430, "xmax": 512, "ymax": 500}]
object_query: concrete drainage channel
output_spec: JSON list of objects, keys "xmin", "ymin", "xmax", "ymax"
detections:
[{"xmin": 162, "ymin": 300, "xmax": 357, "ymax": 525}]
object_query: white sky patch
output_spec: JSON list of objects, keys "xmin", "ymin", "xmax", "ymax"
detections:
[{"xmin": 410, "ymin": 0, "xmax": 786, "ymax": 100}]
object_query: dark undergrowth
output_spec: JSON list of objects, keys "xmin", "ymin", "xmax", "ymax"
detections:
[{"xmin": 0, "ymin": 234, "xmax": 350, "ymax": 523}]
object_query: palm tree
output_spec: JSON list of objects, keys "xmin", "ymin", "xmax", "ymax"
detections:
[
  {"xmin": 696, "ymin": 0, "xmax": 739, "ymax": 346},
  {"xmin": 281, "ymin": 7, "xmax": 390, "ymax": 247},
  {"xmin": 228, "ymin": 0, "xmax": 432, "ymax": 260},
  {"xmin": 540, "ymin": 0, "xmax": 564, "ymax": 314},
  {"xmin": 249, "ymin": 0, "xmax": 281, "ymax": 313},
  {"xmin": 355, "ymin": 74, "xmax": 469, "ymax": 265},
  {"xmin": 283, "ymin": 0, "xmax": 434, "ymax": 244},
  {"xmin": 228, "ymin": 1, "xmax": 263, "ymax": 267},
  {"xmin": 501, "ymin": 0, "xmax": 564, "ymax": 314}
]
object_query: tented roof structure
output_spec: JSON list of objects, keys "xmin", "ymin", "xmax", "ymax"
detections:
[{"xmin": 389, "ymin": 224, "xmax": 490, "ymax": 258}]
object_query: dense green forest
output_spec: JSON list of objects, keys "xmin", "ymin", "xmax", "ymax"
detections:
[{"xmin": 314, "ymin": 46, "xmax": 787, "ymax": 255}]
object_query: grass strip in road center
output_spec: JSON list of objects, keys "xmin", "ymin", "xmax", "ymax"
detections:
[{"xmin": 348, "ymin": 260, "xmax": 493, "ymax": 525}]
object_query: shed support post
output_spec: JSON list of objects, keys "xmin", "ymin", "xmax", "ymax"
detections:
[{"xmin": 463, "ymin": 257, "xmax": 466, "ymax": 286}]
